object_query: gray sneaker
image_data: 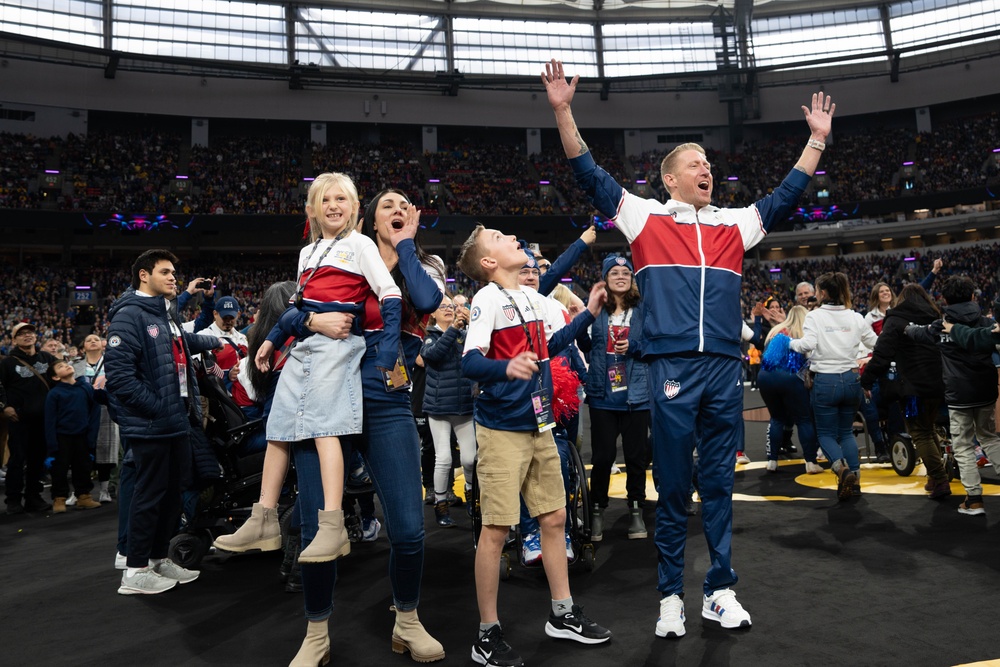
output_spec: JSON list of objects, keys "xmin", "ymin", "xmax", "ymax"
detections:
[
  {"xmin": 154, "ymin": 558, "xmax": 200, "ymax": 584},
  {"xmin": 118, "ymin": 567, "xmax": 177, "ymax": 595}
]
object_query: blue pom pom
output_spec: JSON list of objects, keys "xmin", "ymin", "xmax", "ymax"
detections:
[{"xmin": 761, "ymin": 333, "xmax": 807, "ymax": 374}]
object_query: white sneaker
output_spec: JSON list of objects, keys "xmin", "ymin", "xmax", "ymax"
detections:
[
  {"xmin": 118, "ymin": 567, "xmax": 177, "ymax": 595},
  {"xmin": 65, "ymin": 493, "xmax": 77, "ymax": 506},
  {"xmin": 98, "ymin": 490, "xmax": 113, "ymax": 503},
  {"xmin": 655, "ymin": 594, "xmax": 686, "ymax": 638},
  {"xmin": 816, "ymin": 451, "xmax": 828, "ymax": 462},
  {"xmin": 702, "ymin": 588, "xmax": 751, "ymax": 629},
  {"xmin": 805, "ymin": 462, "xmax": 824, "ymax": 475},
  {"xmin": 115, "ymin": 552, "xmax": 127, "ymax": 570},
  {"xmin": 153, "ymin": 558, "xmax": 200, "ymax": 584},
  {"xmin": 765, "ymin": 460, "xmax": 778, "ymax": 472},
  {"xmin": 610, "ymin": 464, "xmax": 621, "ymax": 475},
  {"xmin": 736, "ymin": 452, "xmax": 751, "ymax": 465}
]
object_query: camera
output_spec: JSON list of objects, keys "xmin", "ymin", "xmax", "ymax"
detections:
[{"xmin": 196, "ymin": 279, "xmax": 214, "ymax": 289}]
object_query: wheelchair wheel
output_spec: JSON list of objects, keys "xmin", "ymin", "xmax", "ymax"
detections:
[
  {"xmin": 890, "ymin": 434, "xmax": 916, "ymax": 477},
  {"xmin": 580, "ymin": 544, "xmax": 595, "ymax": 572},
  {"xmin": 565, "ymin": 444, "xmax": 591, "ymax": 548},
  {"xmin": 499, "ymin": 552, "xmax": 511, "ymax": 581},
  {"xmin": 169, "ymin": 532, "xmax": 209, "ymax": 569},
  {"xmin": 470, "ymin": 467, "xmax": 482, "ymax": 550}
]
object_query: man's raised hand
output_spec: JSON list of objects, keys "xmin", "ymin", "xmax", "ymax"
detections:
[
  {"xmin": 541, "ymin": 59, "xmax": 578, "ymax": 111},
  {"xmin": 802, "ymin": 91, "xmax": 835, "ymax": 140}
]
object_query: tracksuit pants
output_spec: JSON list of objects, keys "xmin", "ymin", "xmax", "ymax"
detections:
[{"xmin": 648, "ymin": 354, "xmax": 741, "ymax": 597}]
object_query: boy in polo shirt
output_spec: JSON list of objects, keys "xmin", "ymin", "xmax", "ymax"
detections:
[{"xmin": 459, "ymin": 224, "xmax": 611, "ymax": 667}]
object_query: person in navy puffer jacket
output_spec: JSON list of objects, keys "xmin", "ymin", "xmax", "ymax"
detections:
[
  {"xmin": 421, "ymin": 294, "xmax": 477, "ymax": 527},
  {"xmin": 105, "ymin": 249, "xmax": 221, "ymax": 596}
]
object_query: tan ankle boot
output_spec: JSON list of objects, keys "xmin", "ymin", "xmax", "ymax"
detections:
[
  {"xmin": 214, "ymin": 502, "xmax": 282, "ymax": 553},
  {"xmin": 391, "ymin": 606, "xmax": 445, "ymax": 663},
  {"xmin": 76, "ymin": 494, "xmax": 102, "ymax": 510},
  {"xmin": 289, "ymin": 619, "xmax": 330, "ymax": 667},
  {"xmin": 298, "ymin": 509, "xmax": 350, "ymax": 563},
  {"xmin": 53, "ymin": 497, "xmax": 67, "ymax": 514}
]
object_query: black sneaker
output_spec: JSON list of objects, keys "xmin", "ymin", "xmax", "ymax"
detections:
[
  {"xmin": 24, "ymin": 496, "xmax": 52, "ymax": 513},
  {"xmin": 471, "ymin": 625, "xmax": 523, "ymax": 666},
  {"xmin": 544, "ymin": 604, "xmax": 612, "ymax": 645}
]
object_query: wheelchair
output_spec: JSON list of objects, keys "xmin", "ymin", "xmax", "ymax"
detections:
[
  {"xmin": 889, "ymin": 424, "xmax": 959, "ymax": 480},
  {"xmin": 469, "ymin": 436, "xmax": 595, "ymax": 581},
  {"xmin": 167, "ymin": 361, "xmax": 296, "ymax": 569}
]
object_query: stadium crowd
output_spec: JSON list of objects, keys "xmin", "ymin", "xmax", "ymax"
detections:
[{"xmin": 1, "ymin": 108, "xmax": 997, "ymax": 217}]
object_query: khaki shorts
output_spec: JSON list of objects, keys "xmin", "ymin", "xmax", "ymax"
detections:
[{"xmin": 475, "ymin": 425, "xmax": 566, "ymax": 527}]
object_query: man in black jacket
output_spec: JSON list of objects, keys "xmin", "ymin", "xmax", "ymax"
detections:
[
  {"xmin": 907, "ymin": 276, "xmax": 1000, "ymax": 516},
  {"xmin": 1, "ymin": 322, "xmax": 56, "ymax": 514},
  {"xmin": 105, "ymin": 249, "xmax": 220, "ymax": 595}
]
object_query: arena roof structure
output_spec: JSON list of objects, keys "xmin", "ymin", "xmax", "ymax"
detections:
[{"xmin": 1, "ymin": 0, "xmax": 997, "ymax": 95}]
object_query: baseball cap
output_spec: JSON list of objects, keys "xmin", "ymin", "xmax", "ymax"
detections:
[
  {"xmin": 602, "ymin": 253, "xmax": 633, "ymax": 279},
  {"xmin": 215, "ymin": 297, "xmax": 240, "ymax": 319},
  {"xmin": 11, "ymin": 322, "xmax": 36, "ymax": 337}
]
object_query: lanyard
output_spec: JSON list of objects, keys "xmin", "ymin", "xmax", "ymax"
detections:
[
  {"xmin": 87, "ymin": 356, "xmax": 105, "ymax": 377},
  {"xmin": 293, "ymin": 230, "xmax": 349, "ymax": 308},
  {"xmin": 492, "ymin": 283, "xmax": 546, "ymax": 386}
]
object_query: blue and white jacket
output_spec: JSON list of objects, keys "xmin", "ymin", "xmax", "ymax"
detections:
[{"xmin": 570, "ymin": 152, "xmax": 810, "ymax": 360}]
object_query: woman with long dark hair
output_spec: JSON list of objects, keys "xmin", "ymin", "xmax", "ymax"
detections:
[
  {"xmin": 578, "ymin": 254, "xmax": 650, "ymax": 541},
  {"xmin": 294, "ymin": 187, "xmax": 446, "ymax": 665},
  {"xmin": 790, "ymin": 272, "xmax": 878, "ymax": 500},
  {"xmin": 861, "ymin": 283, "xmax": 950, "ymax": 497}
]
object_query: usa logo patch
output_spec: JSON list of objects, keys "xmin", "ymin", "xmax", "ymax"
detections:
[
  {"xmin": 663, "ymin": 380, "xmax": 680, "ymax": 399},
  {"xmin": 147, "ymin": 324, "xmax": 159, "ymax": 339},
  {"xmin": 616, "ymin": 257, "xmax": 627, "ymax": 266},
  {"xmin": 108, "ymin": 335, "xmax": 122, "ymax": 348},
  {"xmin": 502, "ymin": 304, "xmax": 517, "ymax": 321}
]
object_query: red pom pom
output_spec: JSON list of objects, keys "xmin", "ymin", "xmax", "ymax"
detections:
[{"xmin": 550, "ymin": 356, "xmax": 581, "ymax": 424}]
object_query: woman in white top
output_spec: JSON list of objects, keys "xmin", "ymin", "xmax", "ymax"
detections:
[
  {"xmin": 790, "ymin": 272, "xmax": 878, "ymax": 500},
  {"xmin": 863, "ymin": 282, "xmax": 896, "ymax": 336}
]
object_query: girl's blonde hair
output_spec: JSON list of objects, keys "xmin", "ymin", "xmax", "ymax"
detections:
[
  {"xmin": 550, "ymin": 284, "xmax": 575, "ymax": 310},
  {"xmin": 304, "ymin": 172, "xmax": 360, "ymax": 243},
  {"xmin": 765, "ymin": 304, "xmax": 809, "ymax": 344}
]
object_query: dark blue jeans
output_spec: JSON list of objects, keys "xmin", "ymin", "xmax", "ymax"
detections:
[
  {"xmin": 757, "ymin": 368, "xmax": 819, "ymax": 463},
  {"xmin": 296, "ymin": 400, "xmax": 425, "ymax": 620},
  {"xmin": 811, "ymin": 370, "xmax": 863, "ymax": 472}
]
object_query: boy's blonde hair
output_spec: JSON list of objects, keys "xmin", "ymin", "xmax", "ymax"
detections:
[
  {"xmin": 304, "ymin": 172, "xmax": 360, "ymax": 243},
  {"xmin": 457, "ymin": 224, "xmax": 488, "ymax": 283}
]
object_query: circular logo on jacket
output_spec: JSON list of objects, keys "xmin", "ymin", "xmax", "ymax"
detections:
[
  {"xmin": 471, "ymin": 306, "xmax": 481, "ymax": 322},
  {"xmin": 108, "ymin": 335, "xmax": 122, "ymax": 348}
]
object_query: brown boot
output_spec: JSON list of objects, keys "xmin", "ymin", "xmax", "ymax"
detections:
[
  {"xmin": 76, "ymin": 494, "xmax": 102, "ymax": 509},
  {"xmin": 214, "ymin": 503, "xmax": 282, "ymax": 552},
  {"xmin": 288, "ymin": 619, "xmax": 330, "ymax": 667},
  {"xmin": 391, "ymin": 606, "xmax": 445, "ymax": 663},
  {"xmin": 298, "ymin": 509, "xmax": 350, "ymax": 563},
  {"xmin": 53, "ymin": 497, "xmax": 67, "ymax": 514}
]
